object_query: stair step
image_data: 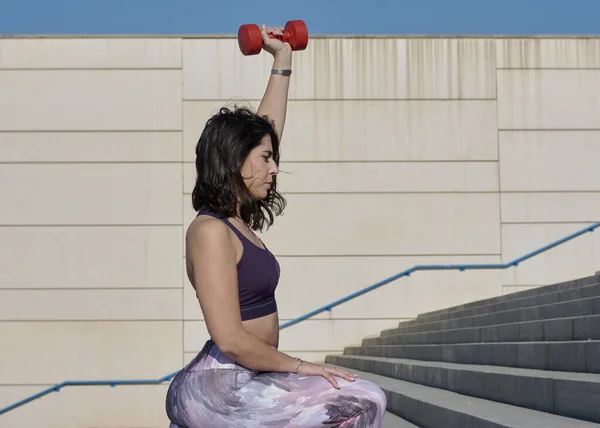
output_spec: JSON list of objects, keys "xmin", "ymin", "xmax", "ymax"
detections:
[
  {"xmin": 343, "ymin": 368, "xmax": 600, "ymax": 428},
  {"xmin": 383, "ymin": 411, "xmax": 419, "ymax": 428},
  {"xmin": 403, "ymin": 282, "xmax": 600, "ymax": 327},
  {"xmin": 418, "ymin": 274, "xmax": 600, "ymax": 321},
  {"xmin": 326, "ymin": 355, "xmax": 600, "ymax": 423},
  {"xmin": 364, "ymin": 314, "xmax": 600, "ymax": 347},
  {"xmin": 346, "ymin": 341, "xmax": 600, "ymax": 373},
  {"xmin": 380, "ymin": 295, "xmax": 600, "ymax": 336}
]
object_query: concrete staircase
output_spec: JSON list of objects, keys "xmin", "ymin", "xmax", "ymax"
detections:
[{"xmin": 326, "ymin": 273, "xmax": 600, "ymax": 427}]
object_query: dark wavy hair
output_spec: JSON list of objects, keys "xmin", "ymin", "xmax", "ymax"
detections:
[{"xmin": 191, "ymin": 105, "xmax": 286, "ymax": 231}]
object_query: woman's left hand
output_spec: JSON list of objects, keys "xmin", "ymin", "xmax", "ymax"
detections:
[{"xmin": 260, "ymin": 25, "xmax": 292, "ymax": 57}]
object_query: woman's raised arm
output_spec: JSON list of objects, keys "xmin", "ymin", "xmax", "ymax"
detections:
[{"xmin": 256, "ymin": 25, "xmax": 293, "ymax": 140}]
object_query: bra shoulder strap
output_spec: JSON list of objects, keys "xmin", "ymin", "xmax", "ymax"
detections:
[{"xmin": 197, "ymin": 208, "xmax": 248, "ymax": 244}]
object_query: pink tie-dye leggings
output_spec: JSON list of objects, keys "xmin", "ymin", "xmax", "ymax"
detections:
[{"xmin": 165, "ymin": 340, "xmax": 386, "ymax": 427}]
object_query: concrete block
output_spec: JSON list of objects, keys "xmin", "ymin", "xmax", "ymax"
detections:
[
  {"xmin": 0, "ymin": 70, "xmax": 182, "ymax": 131},
  {"xmin": 383, "ymin": 359, "xmax": 403, "ymax": 379},
  {"xmin": 362, "ymin": 337, "xmax": 379, "ymax": 346},
  {"xmin": 0, "ymin": 385, "xmax": 170, "ymax": 428},
  {"xmin": 496, "ymin": 38, "xmax": 583, "ymax": 69},
  {"xmin": 541, "ymin": 299, "xmax": 596, "ymax": 320},
  {"xmin": 381, "ymin": 345, "xmax": 398, "ymax": 359},
  {"xmin": 448, "ymin": 368, "xmax": 486, "ymax": 399},
  {"xmin": 574, "ymin": 315, "xmax": 600, "ymax": 340},
  {"xmin": 502, "ymin": 193, "xmax": 600, "ymax": 222},
  {"xmin": 491, "ymin": 344, "xmax": 519, "ymax": 367},
  {"xmin": 554, "ymin": 378, "xmax": 600, "ymax": 423},
  {"xmin": 403, "ymin": 395, "xmax": 477, "ymax": 428},
  {"xmin": 498, "ymin": 70, "xmax": 600, "ymax": 130},
  {"xmin": 382, "ymin": 411, "xmax": 419, "ymax": 428},
  {"xmin": 579, "ymin": 275, "xmax": 600, "ymax": 287},
  {"xmin": 547, "ymin": 343, "xmax": 586, "ymax": 372},
  {"xmin": 0, "ymin": 38, "xmax": 182, "ymax": 69},
  {"xmin": 585, "ymin": 342, "xmax": 600, "ymax": 374},
  {"xmin": 441, "ymin": 345, "xmax": 456, "ymax": 363},
  {"xmin": 473, "ymin": 344, "xmax": 496, "ymax": 366},
  {"xmin": 521, "ymin": 306, "xmax": 542, "ymax": 323},
  {"xmin": 484, "ymin": 372, "xmax": 554, "ymax": 413},
  {"xmin": 0, "ymin": 164, "xmax": 182, "ymax": 225},
  {"xmin": 386, "ymin": 391, "xmax": 407, "ymax": 422},
  {"xmin": 570, "ymin": 283, "xmax": 600, "ymax": 300},
  {"xmin": 416, "ymin": 345, "xmax": 442, "ymax": 361},
  {"xmin": 416, "ymin": 332, "xmax": 437, "ymax": 345},
  {"xmin": 0, "ymin": 289, "xmax": 182, "ymax": 321},
  {"xmin": 0, "ymin": 131, "xmax": 182, "ymax": 163},
  {"xmin": 482, "ymin": 324, "xmax": 519, "ymax": 343},
  {"xmin": 0, "ymin": 226, "xmax": 182, "ymax": 290},
  {"xmin": 544, "ymin": 318, "xmax": 574, "ymax": 341},
  {"xmin": 535, "ymin": 290, "xmax": 570, "ymax": 307},
  {"xmin": 461, "ymin": 328, "xmax": 482, "ymax": 344},
  {"xmin": 489, "ymin": 310, "xmax": 516, "ymax": 326},
  {"xmin": 518, "ymin": 321, "xmax": 545, "ymax": 341},
  {"xmin": 0, "ymin": 321, "xmax": 182, "ymax": 384},
  {"xmin": 381, "ymin": 335, "xmax": 397, "ymax": 345},
  {"xmin": 459, "ymin": 317, "xmax": 475, "ymax": 329},
  {"xmin": 416, "ymin": 364, "xmax": 446, "ymax": 389},
  {"xmin": 450, "ymin": 344, "xmax": 474, "ymax": 364},
  {"xmin": 378, "ymin": 334, "xmax": 398, "ymax": 346},
  {"xmin": 517, "ymin": 343, "xmax": 548, "ymax": 370},
  {"xmin": 441, "ymin": 320, "xmax": 455, "ymax": 331}
]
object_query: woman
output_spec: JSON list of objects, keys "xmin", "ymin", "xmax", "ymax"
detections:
[{"xmin": 165, "ymin": 25, "xmax": 387, "ymax": 428}]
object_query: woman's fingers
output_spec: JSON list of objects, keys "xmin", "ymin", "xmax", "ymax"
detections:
[
  {"xmin": 327, "ymin": 367, "xmax": 356, "ymax": 383},
  {"xmin": 322, "ymin": 372, "xmax": 340, "ymax": 389},
  {"xmin": 260, "ymin": 25, "xmax": 270, "ymax": 43},
  {"xmin": 262, "ymin": 25, "xmax": 284, "ymax": 36}
]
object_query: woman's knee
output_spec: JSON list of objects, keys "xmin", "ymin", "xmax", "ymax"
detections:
[
  {"xmin": 371, "ymin": 384, "xmax": 387, "ymax": 418},
  {"xmin": 349, "ymin": 378, "xmax": 387, "ymax": 411}
]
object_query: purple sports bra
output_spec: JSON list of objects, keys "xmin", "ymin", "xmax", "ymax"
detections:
[{"xmin": 196, "ymin": 208, "xmax": 280, "ymax": 321}]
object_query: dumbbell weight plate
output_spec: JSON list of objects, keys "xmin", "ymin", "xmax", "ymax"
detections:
[
  {"xmin": 284, "ymin": 20, "xmax": 309, "ymax": 51},
  {"xmin": 238, "ymin": 24, "xmax": 264, "ymax": 56}
]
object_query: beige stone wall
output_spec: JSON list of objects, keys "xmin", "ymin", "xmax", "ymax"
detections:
[{"xmin": 1, "ymin": 36, "xmax": 599, "ymax": 427}]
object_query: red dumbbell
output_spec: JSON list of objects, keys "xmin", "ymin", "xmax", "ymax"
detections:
[{"xmin": 238, "ymin": 20, "xmax": 309, "ymax": 56}]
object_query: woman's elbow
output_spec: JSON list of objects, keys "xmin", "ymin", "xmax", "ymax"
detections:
[{"xmin": 213, "ymin": 328, "xmax": 245, "ymax": 355}]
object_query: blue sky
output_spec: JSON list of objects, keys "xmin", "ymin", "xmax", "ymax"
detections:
[{"xmin": 1, "ymin": 0, "xmax": 599, "ymax": 35}]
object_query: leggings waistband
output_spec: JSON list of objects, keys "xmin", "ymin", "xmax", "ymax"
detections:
[{"xmin": 184, "ymin": 339, "xmax": 259, "ymax": 374}]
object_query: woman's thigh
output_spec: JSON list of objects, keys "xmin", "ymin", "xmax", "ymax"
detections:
[
  {"xmin": 239, "ymin": 371, "xmax": 387, "ymax": 427},
  {"xmin": 169, "ymin": 369, "xmax": 386, "ymax": 428}
]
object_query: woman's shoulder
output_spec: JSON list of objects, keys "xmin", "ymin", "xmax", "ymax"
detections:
[{"xmin": 186, "ymin": 214, "xmax": 234, "ymax": 253}]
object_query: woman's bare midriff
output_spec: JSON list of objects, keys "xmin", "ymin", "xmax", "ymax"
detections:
[{"xmin": 242, "ymin": 312, "xmax": 280, "ymax": 348}]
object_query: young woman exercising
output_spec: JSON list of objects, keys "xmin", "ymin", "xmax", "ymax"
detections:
[{"xmin": 165, "ymin": 24, "xmax": 387, "ymax": 428}]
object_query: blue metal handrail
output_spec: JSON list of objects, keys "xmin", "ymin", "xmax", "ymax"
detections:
[{"xmin": 2, "ymin": 221, "xmax": 599, "ymax": 416}]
